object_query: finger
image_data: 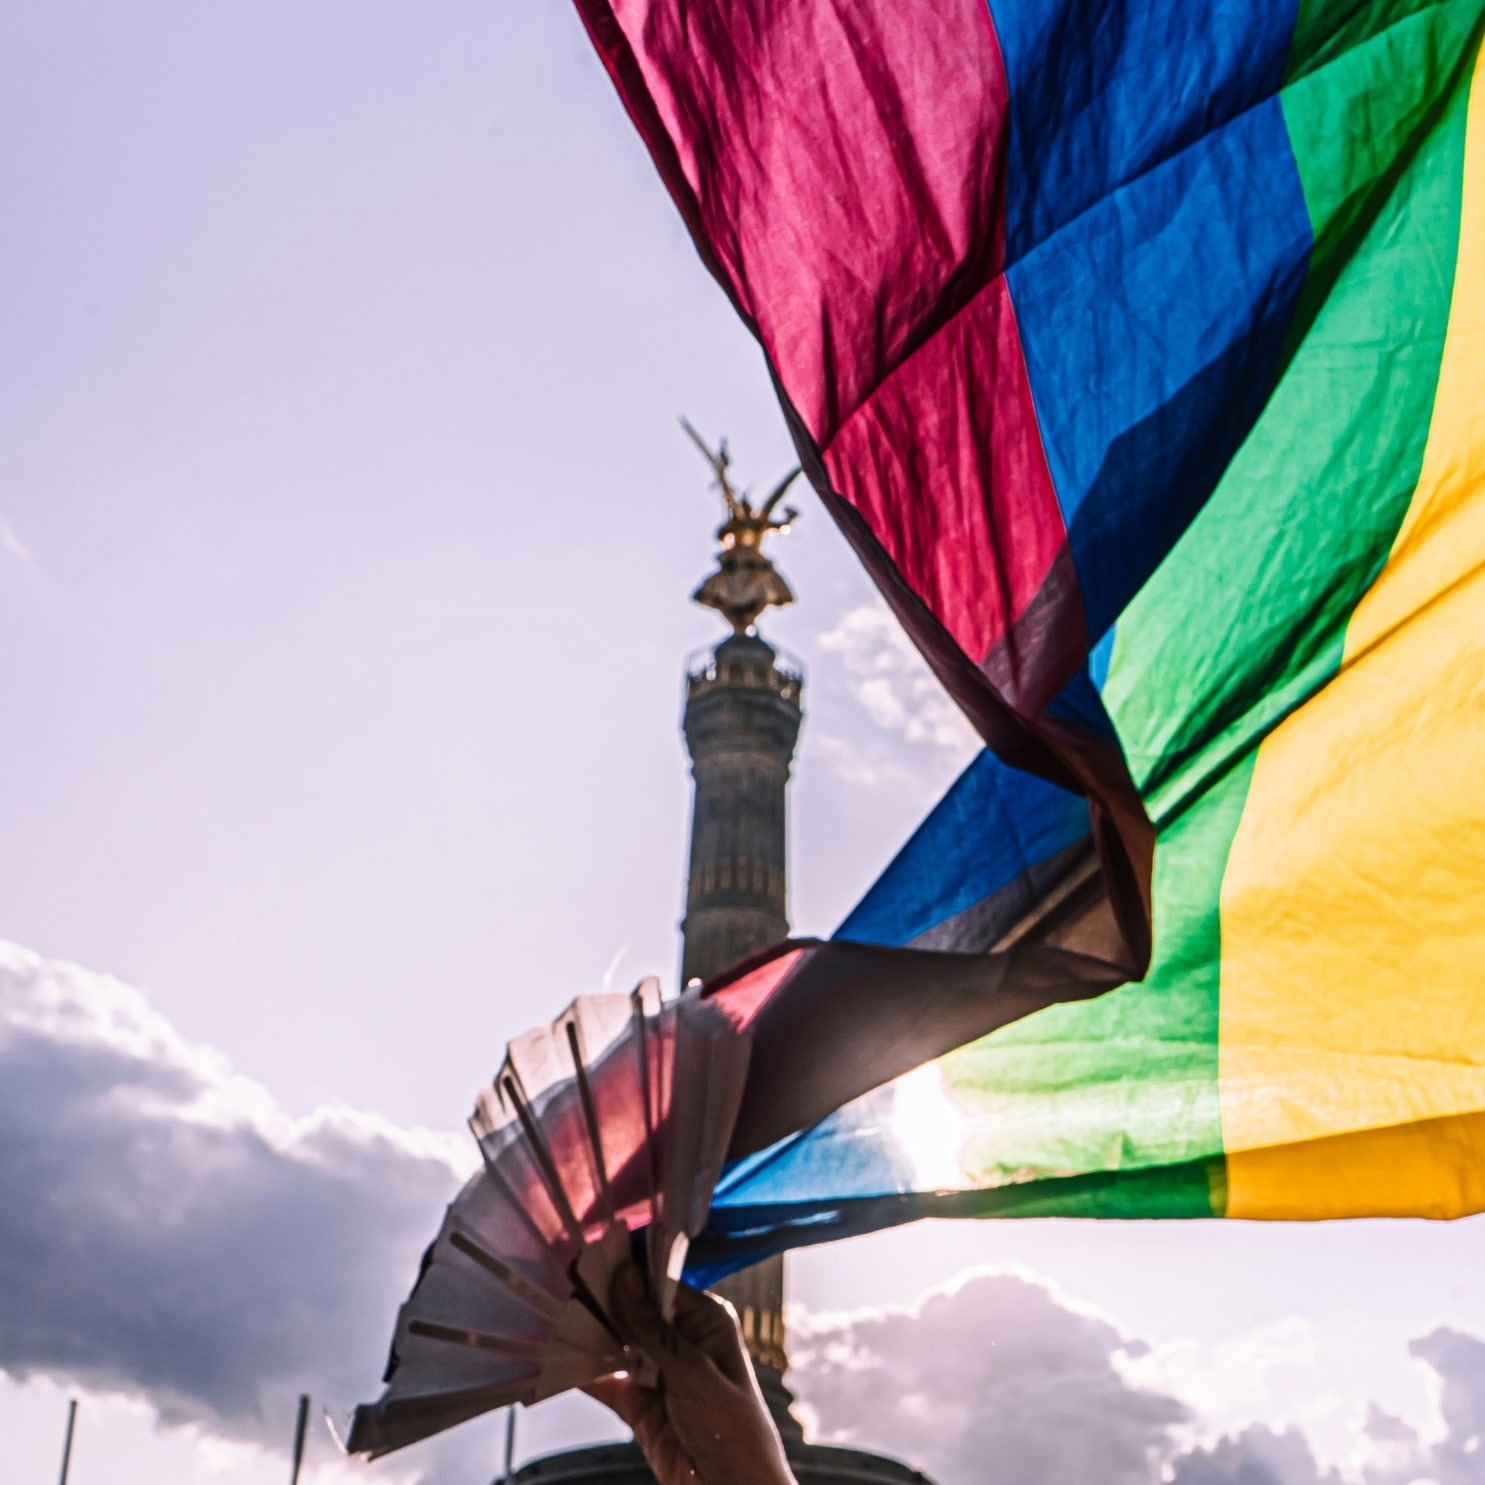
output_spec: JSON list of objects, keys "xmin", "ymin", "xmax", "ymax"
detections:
[
  {"xmin": 672, "ymin": 1282, "xmax": 738, "ymax": 1335},
  {"xmin": 607, "ymin": 1263, "xmax": 692, "ymax": 1376},
  {"xmin": 582, "ymin": 1374, "xmax": 643, "ymax": 1428},
  {"xmin": 671, "ymin": 1284, "xmax": 753, "ymax": 1385}
]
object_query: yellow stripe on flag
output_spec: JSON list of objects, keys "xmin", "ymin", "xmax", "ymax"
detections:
[{"xmin": 1221, "ymin": 40, "xmax": 1485, "ymax": 1219}]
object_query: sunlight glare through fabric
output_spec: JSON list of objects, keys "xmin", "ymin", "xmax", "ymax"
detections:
[{"xmin": 890, "ymin": 1062, "xmax": 969, "ymax": 1193}]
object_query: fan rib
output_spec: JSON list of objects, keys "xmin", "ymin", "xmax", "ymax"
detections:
[{"xmin": 448, "ymin": 1231, "xmax": 564, "ymax": 1321}]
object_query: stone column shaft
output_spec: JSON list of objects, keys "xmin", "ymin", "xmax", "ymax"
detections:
[{"xmin": 680, "ymin": 632, "xmax": 801, "ymax": 1391}]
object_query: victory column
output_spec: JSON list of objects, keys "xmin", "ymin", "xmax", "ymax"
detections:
[{"xmin": 510, "ymin": 429, "xmax": 931, "ymax": 1485}]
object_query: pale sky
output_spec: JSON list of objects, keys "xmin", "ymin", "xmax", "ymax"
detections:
[{"xmin": 3, "ymin": 5, "xmax": 1483, "ymax": 1484}]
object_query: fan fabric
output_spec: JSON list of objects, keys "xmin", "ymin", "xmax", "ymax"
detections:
[{"xmin": 572, "ymin": 0, "xmax": 1485, "ymax": 1273}]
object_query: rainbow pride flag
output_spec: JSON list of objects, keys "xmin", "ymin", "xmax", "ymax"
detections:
[{"xmin": 576, "ymin": 0, "xmax": 1485, "ymax": 1256}]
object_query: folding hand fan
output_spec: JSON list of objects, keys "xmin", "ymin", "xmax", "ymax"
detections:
[
  {"xmin": 341, "ymin": 931, "xmax": 1120, "ymax": 1458},
  {"xmin": 343, "ymin": 976, "xmax": 753, "ymax": 1458}
]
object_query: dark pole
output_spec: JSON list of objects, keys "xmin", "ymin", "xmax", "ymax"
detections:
[
  {"xmin": 501, "ymin": 1406, "xmax": 517, "ymax": 1483},
  {"xmin": 57, "ymin": 1399, "xmax": 78, "ymax": 1485},
  {"xmin": 289, "ymin": 1395, "xmax": 310, "ymax": 1485}
]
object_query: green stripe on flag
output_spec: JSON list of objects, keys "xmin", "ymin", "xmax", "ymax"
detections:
[{"xmin": 940, "ymin": 42, "xmax": 1476, "ymax": 1219}]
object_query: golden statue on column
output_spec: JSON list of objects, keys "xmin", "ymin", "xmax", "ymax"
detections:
[{"xmin": 683, "ymin": 418, "xmax": 801, "ymax": 634}]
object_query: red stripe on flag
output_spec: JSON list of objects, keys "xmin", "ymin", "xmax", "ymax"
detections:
[
  {"xmin": 584, "ymin": 0, "xmax": 1012, "ymax": 444},
  {"xmin": 574, "ymin": 0, "xmax": 1156, "ymax": 978},
  {"xmin": 707, "ymin": 946, "xmax": 806, "ymax": 1031},
  {"xmin": 824, "ymin": 278, "xmax": 1066, "ymax": 671}
]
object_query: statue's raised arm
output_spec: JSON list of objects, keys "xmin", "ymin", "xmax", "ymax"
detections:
[{"xmin": 758, "ymin": 468, "xmax": 801, "ymax": 530}]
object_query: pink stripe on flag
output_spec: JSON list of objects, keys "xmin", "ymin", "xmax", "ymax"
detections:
[
  {"xmin": 825, "ymin": 278, "xmax": 1066, "ymax": 669},
  {"xmin": 581, "ymin": 0, "xmax": 1012, "ymax": 444},
  {"xmin": 708, "ymin": 947, "xmax": 806, "ymax": 1031}
]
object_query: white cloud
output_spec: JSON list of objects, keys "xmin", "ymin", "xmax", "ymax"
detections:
[
  {"xmin": 0, "ymin": 939, "xmax": 483, "ymax": 1483},
  {"xmin": 789, "ymin": 1269, "xmax": 1189, "ymax": 1484},
  {"xmin": 1123, "ymin": 1316, "xmax": 1329, "ymax": 1445},
  {"xmin": 1170, "ymin": 1424, "xmax": 1344, "ymax": 1484},
  {"xmin": 1387, "ymin": 1328, "xmax": 1485, "ymax": 1485},
  {"xmin": 789, "ymin": 1270, "xmax": 1485, "ymax": 1485},
  {"xmin": 808, "ymin": 602, "xmax": 980, "ymax": 793},
  {"xmin": 0, "ymin": 514, "xmax": 32, "ymax": 562},
  {"xmin": 818, "ymin": 604, "xmax": 979, "ymax": 755}
]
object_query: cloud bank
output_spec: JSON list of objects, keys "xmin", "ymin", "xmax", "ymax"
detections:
[
  {"xmin": 1168, "ymin": 1424, "xmax": 1344, "ymax": 1484},
  {"xmin": 0, "ymin": 939, "xmax": 471, "ymax": 1477},
  {"xmin": 791, "ymin": 1274, "xmax": 1485, "ymax": 1485},
  {"xmin": 791, "ymin": 1272, "xmax": 1189, "ymax": 1484}
]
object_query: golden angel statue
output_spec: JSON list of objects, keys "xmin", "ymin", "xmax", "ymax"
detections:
[{"xmin": 682, "ymin": 418, "xmax": 801, "ymax": 634}]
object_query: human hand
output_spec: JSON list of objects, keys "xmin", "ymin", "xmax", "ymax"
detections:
[{"xmin": 584, "ymin": 1263, "xmax": 798, "ymax": 1485}]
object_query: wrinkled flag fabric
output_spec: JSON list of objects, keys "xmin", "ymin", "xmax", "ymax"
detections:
[{"xmin": 573, "ymin": 0, "xmax": 1485, "ymax": 1271}]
